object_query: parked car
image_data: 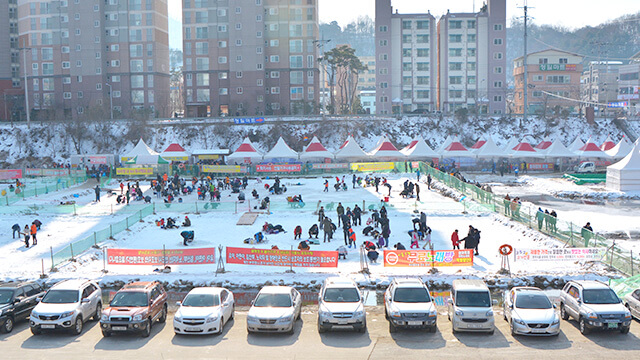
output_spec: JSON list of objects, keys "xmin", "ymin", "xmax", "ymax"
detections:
[
  {"xmin": 559, "ymin": 280, "xmax": 631, "ymax": 335},
  {"xmin": 246, "ymin": 286, "xmax": 301, "ymax": 334},
  {"xmin": 29, "ymin": 279, "xmax": 102, "ymax": 335},
  {"xmin": 447, "ymin": 279, "xmax": 495, "ymax": 334},
  {"xmin": 0, "ymin": 281, "xmax": 45, "ymax": 333},
  {"xmin": 317, "ymin": 277, "xmax": 366, "ymax": 333},
  {"xmin": 623, "ymin": 288, "xmax": 640, "ymax": 320},
  {"xmin": 385, "ymin": 278, "xmax": 437, "ymax": 333},
  {"xmin": 100, "ymin": 281, "xmax": 167, "ymax": 338},
  {"xmin": 574, "ymin": 162, "xmax": 596, "ymax": 173},
  {"xmin": 174, "ymin": 287, "xmax": 234, "ymax": 335},
  {"xmin": 503, "ymin": 287, "xmax": 560, "ymax": 336}
]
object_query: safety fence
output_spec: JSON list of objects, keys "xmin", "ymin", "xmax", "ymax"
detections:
[
  {"xmin": 1, "ymin": 174, "xmax": 89, "ymax": 205},
  {"xmin": 419, "ymin": 162, "xmax": 640, "ymax": 276}
]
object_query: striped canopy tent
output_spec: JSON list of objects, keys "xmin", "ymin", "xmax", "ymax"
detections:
[
  {"xmin": 300, "ymin": 136, "xmax": 334, "ymax": 161},
  {"xmin": 367, "ymin": 135, "xmax": 405, "ymax": 160},
  {"xmin": 227, "ymin": 137, "xmax": 264, "ymax": 164},
  {"xmin": 161, "ymin": 143, "xmax": 191, "ymax": 162},
  {"xmin": 574, "ymin": 137, "xmax": 609, "ymax": 158},
  {"xmin": 600, "ymin": 135, "xmax": 616, "ymax": 151},
  {"xmin": 568, "ymin": 137, "xmax": 585, "ymax": 152},
  {"xmin": 509, "ymin": 142, "xmax": 545, "ymax": 158},
  {"xmin": 400, "ymin": 137, "xmax": 439, "ymax": 160},
  {"xmin": 605, "ymin": 136, "xmax": 634, "ymax": 159},
  {"xmin": 334, "ymin": 135, "xmax": 369, "ymax": 162},
  {"xmin": 262, "ymin": 137, "xmax": 299, "ymax": 162},
  {"xmin": 440, "ymin": 136, "xmax": 471, "ymax": 158},
  {"xmin": 474, "ymin": 137, "xmax": 506, "ymax": 159}
]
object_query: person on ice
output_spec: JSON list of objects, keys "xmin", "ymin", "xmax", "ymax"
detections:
[
  {"xmin": 308, "ymin": 224, "xmax": 319, "ymax": 239},
  {"xmin": 294, "ymin": 225, "xmax": 302, "ymax": 240}
]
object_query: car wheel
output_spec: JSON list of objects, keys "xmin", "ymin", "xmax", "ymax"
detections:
[
  {"xmin": 230, "ymin": 304, "xmax": 235, "ymax": 320},
  {"xmin": 488, "ymin": 329, "xmax": 495, "ymax": 335},
  {"xmin": 621, "ymin": 326, "xmax": 630, "ymax": 334},
  {"xmin": 560, "ymin": 303, "xmax": 569, "ymax": 320},
  {"xmin": 388, "ymin": 321, "xmax": 397, "ymax": 333},
  {"xmin": 30, "ymin": 327, "xmax": 41, "ymax": 336},
  {"xmin": 72, "ymin": 316, "xmax": 83, "ymax": 335},
  {"xmin": 93, "ymin": 302, "xmax": 102, "ymax": 321},
  {"xmin": 579, "ymin": 317, "xmax": 590, "ymax": 335},
  {"xmin": 215, "ymin": 317, "xmax": 224, "ymax": 335},
  {"xmin": 141, "ymin": 319, "xmax": 151, "ymax": 338},
  {"xmin": 158, "ymin": 305, "xmax": 167, "ymax": 323},
  {"xmin": 510, "ymin": 321, "xmax": 516, "ymax": 336},
  {"xmin": 359, "ymin": 323, "xmax": 367, "ymax": 333},
  {"xmin": 2, "ymin": 317, "xmax": 14, "ymax": 333},
  {"xmin": 287, "ymin": 324, "xmax": 295, "ymax": 335},
  {"xmin": 101, "ymin": 330, "xmax": 111, "ymax": 337},
  {"xmin": 503, "ymin": 309, "xmax": 507, "ymax": 322}
]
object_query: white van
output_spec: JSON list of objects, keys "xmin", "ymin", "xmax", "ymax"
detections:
[
  {"xmin": 575, "ymin": 162, "xmax": 596, "ymax": 173},
  {"xmin": 447, "ymin": 279, "xmax": 495, "ymax": 334}
]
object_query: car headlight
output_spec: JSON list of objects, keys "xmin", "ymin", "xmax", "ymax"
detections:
[
  {"xmin": 133, "ymin": 314, "xmax": 144, "ymax": 321},
  {"xmin": 174, "ymin": 315, "xmax": 182, "ymax": 323},
  {"xmin": 319, "ymin": 310, "xmax": 331, "ymax": 318},
  {"xmin": 247, "ymin": 315, "xmax": 258, "ymax": 322},
  {"xmin": 30, "ymin": 311, "xmax": 39, "ymax": 319},
  {"xmin": 60, "ymin": 311, "xmax": 75, "ymax": 318},
  {"xmin": 454, "ymin": 309, "xmax": 464, "ymax": 316},
  {"xmin": 354, "ymin": 310, "xmax": 364, "ymax": 318},
  {"xmin": 624, "ymin": 312, "xmax": 631, "ymax": 319},
  {"xmin": 513, "ymin": 318, "xmax": 525, "ymax": 325},
  {"xmin": 101, "ymin": 314, "xmax": 108, "ymax": 322},
  {"xmin": 485, "ymin": 310, "xmax": 494, "ymax": 317},
  {"xmin": 428, "ymin": 308, "xmax": 437, "ymax": 317},
  {"xmin": 276, "ymin": 315, "xmax": 293, "ymax": 323},
  {"xmin": 585, "ymin": 312, "xmax": 597, "ymax": 320},
  {"xmin": 552, "ymin": 317, "xmax": 560, "ymax": 325},
  {"xmin": 206, "ymin": 315, "xmax": 219, "ymax": 323}
]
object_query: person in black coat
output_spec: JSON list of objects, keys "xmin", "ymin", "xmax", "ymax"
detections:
[
  {"xmin": 12, "ymin": 223, "xmax": 21, "ymax": 239},
  {"xmin": 309, "ymin": 224, "xmax": 319, "ymax": 239},
  {"xmin": 393, "ymin": 242, "xmax": 406, "ymax": 250},
  {"xmin": 352, "ymin": 205, "xmax": 362, "ymax": 226}
]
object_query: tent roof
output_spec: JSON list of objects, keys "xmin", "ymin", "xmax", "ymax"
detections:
[
  {"xmin": 600, "ymin": 135, "xmax": 616, "ymax": 151},
  {"xmin": 300, "ymin": 136, "xmax": 334, "ymax": 159},
  {"xmin": 227, "ymin": 137, "xmax": 263, "ymax": 160},
  {"xmin": 440, "ymin": 137, "xmax": 470, "ymax": 157},
  {"xmin": 125, "ymin": 155, "xmax": 170, "ymax": 165},
  {"xmin": 608, "ymin": 142, "xmax": 640, "ymax": 171},
  {"xmin": 474, "ymin": 137, "xmax": 506, "ymax": 158},
  {"xmin": 335, "ymin": 135, "xmax": 368, "ymax": 159},
  {"xmin": 575, "ymin": 137, "xmax": 608, "ymax": 157},
  {"xmin": 606, "ymin": 137, "xmax": 634, "ymax": 158},
  {"xmin": 401, "ymin": 137, "xmax": 438, "ymax": 159},
  {"xmin": 471, "ymin": 140, "xmax": 486, "ymax": 149},
  {"xmin": 535, "ymin": 140, "xmax": 553, "ymax": 150},
  {"xmin": 541, "ymin": 139, "xmax": 575, "ymax": 158},
  {"xmin": 437, "ymin": 135, "xmax": 454, "ymax": 152},
  {"xmin": 163, "ymin": 143, "xmax": 187, "ymax": 153},
  {"xmin": 122, "ymin": 138, "xmax": 159, "ymax": 158},
  {"xmin": 367, "ymin": 136, "xmax": 404, "ymax": 158},
  {"xmin": 512, "ymin": 142, "xmax": 537, "ymax": 152},
  {"xmin": 263, "ymin": 137, "xmax": 298, "ymax": 159},
  {"xmin": 569, "ymin": 137, "xmax": 585, "ymax": 152},
  {"xmin": 234, "ymin": 137, "xmax": 261, "ymax": 153}
]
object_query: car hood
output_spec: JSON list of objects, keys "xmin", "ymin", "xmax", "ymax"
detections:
[
  {"xmin": 248, "ymin": 306, "xmax": 293, "ymax": 319},
  {"xmin": 177, "ymin": 306, "xmax": 221, "ymax": 318},
  {"xmin": 33, "ymin": 302, "xmax": 78, "ymax": 314},
  {"xmin": 392, "ymin": 302, "xmax": 435, "ymax": 313},
  {"xmin": 582, "ymin": 303, "xmax": 627, "ymax": 314},
  {"xmin": 321, "ymin": 301, "xmax": 362, "ymax": 313},
  {"xmin": 103, "ymin": 306, "xmax": 148, "ymax": 317},
  {"xmin": 455, "ymin": 306, "xmax": 492, "ymax": 317},
  {"xmin": 513, "ymin": 308, "xmax": 557, "ymax": 323}
]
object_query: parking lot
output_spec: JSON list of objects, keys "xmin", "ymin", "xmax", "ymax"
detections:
[{"xmin": 2, "ymin": 305, "xmax": 640, "ymax": 359}]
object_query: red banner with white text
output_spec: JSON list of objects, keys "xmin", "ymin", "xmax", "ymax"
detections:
[
  {"xmin": 107, "ymin": 248, "xmax": 216, "ymax": 265},
  {"xmin": 226, "ymin": 247, "xmax": 338, "ymax": 268}
]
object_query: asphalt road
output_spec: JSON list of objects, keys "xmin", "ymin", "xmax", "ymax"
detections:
[{"xmin": 2, "ymin": 306, "xmax": 640, "ymax": 359}]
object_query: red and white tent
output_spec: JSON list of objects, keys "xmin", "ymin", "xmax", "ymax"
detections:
[
  {"xmin": 606, "ymin": 136, "xmax": 634, "ymax": 159},
  {"xmin": 161, "ymin": 143, "xmax": 190, "ymax": 161},
  {"xmin": 574, "ymin": 137, "xmax": 609, "ymax": 158},
  {"xmin": 509, "ymin": 142, "xmax": 544, "ymax": 158},
  {"xmin": 535, "ymin": 137, "xmax": 553, "ymax": 150},
  {"xmin": 437, "ymin": 135, "xmax": 454, "ymax": 153},
  {"xmin": 263, "ymin": 137, "xmax": 299, "ymax": 161},
  {"xmin": 367, "ymin": 135, "xmax": 405, "ymax": 160},
  {"xmin": 540, "ymin": 139, "xmax": 575, "ymax": 158},
  {"xmin": 474, "ymin": 137, "xmax": 506, "ymax": 159},
  {"xmin": 300, "ymin": 136, "xmax": 334, "ymax": 161},
  {"xmin": 568, "ymin": 137, "xmax": 585, "ymax": 152},
  {"xmin": 227, "ymin": 137, "xmax": 263, "ymax": 164},
  {"xmin": 334, "ymin": 135, "xmax": 368, "ymax": 162},
  {"xmin": 401, "ymin": 137, "xmax": 438, "ymax": 159},
  {"xmin": 470, "ymin": 136, "xmax": 486, "ymax": 150},
  {"xmin": 600, "ymin": 135, "xmax": 616, "ymax": 151},
  {"xmin": 440, "ymin": 136, "xmax": 471, "ymax": 158}
]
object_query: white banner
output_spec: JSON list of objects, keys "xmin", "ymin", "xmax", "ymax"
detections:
[{"xmin": 514, "ymin": 248, "xmax": 607, "ymax": 262}]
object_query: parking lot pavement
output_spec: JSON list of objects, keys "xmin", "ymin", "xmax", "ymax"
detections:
[{"xmin": 2, "ymin": 306, "xmax": 640, "ymax": 360}]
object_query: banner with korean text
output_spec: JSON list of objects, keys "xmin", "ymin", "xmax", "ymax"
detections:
[
  {"xmin": 107, "ymin": 248, "xmax": 216, "ymax": 265},
  {"xmin": 256, "ymin": 164, "xmax": 302, "ymax": 173},
  {"xmin": 202, "ymin": 164, "xmax": 247, "ymax": 173},
  {"xmin": 350, "ymin": 162, "xmax": 395, "ymax": 172},
  {"xmin": 383, "ymin": 249, "xmax": 474, "ymax": 267},
  {"xmin": 514, "ymin": 248, "xmax": 607, "ymax": 262},
  {"xmin": 0, "ymin": 169, "xmax": 22, "ymax": 180},
  {"xmin": 226, "ymin": 247, "xmax": 338, "ymax": 268},
  {"xmin": 311, "ymin": 163, "xmax": 349, "ymax": 170},
  {"xmin": 116, "ymin": 167, "xmax": 154, "ymax": 176}
]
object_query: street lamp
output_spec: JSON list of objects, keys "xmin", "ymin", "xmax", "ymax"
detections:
[
  {"xmin": 313, "ymin": 39, "xmax": 331, "ymax": 113},
  {"xmin": 105, "ymin": 83, "xmax": 113, "ymax": 120},
  {"xmin": 19, "ymin": 39, "xmax": 32, "ymax": 128}
]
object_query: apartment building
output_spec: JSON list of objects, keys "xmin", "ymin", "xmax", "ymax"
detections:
[
  {"xmin": 581, "ymin": 61, "xmax": 623, "ymax": 114},
  {"xmin": 17, "ymin": 0, "xmax": 171, "ymax": 120},
  {"xmin": 617, "ymin": 52, "xmax": 640, "ymax": 115},
  {"xmin": 437, "ymin": 0, "xmax": 506, "ymax": 115},
  {"xmin": 375, "ymin": 0, "xmax": 437, "ymax": 114},
  {"xmin": 514, "ymin": 49, "xmax": 583, "ymax": 115},
  {"xmin": 357, "ymin": 56, "xmax": 376, "ymax": 91},
  {"xmin": 0, "ymin": 0, "xmax": 24, "ymax": 122},
  {"xmin": 182, "ymin": 0, "xmax": 319, "ymax": 117}
]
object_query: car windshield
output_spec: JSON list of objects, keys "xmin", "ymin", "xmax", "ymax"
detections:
[
  {"xmin": 110, "ymin": 292, "xmax": 148, "ymax": 307},
  {"xmin": 394, "ymin": 287, "xmax": 431, "ymax": 303},
  {"xmin": 183, "ymin": 294, "xmax": 220, "ymax": 307},
  {"xmin": 0, "ymin": 289, "xmax": 13, "ymax": 304},
  {"xmin": 254, "ymin": 293, "xmax": 292, "ymax": 307},
  {"xmin": 515, "ymin": 293, "xmax": 552, "ymax": 309},
  {"xmin": 583, "ymin": 289, "xmax": 620, "ymax": 305},
  {"xmin": 42, "ymin": 290, "xmax": 79, "ymax": 304},
  {"xmin": 323, "ymin": 288, "xmax": 360, "ymax": 302},
  {"xmin": 455, "ymin": 291, "xmax": 491, "ymax": 307}
]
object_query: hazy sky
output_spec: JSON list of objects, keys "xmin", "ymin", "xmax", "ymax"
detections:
[{"xmin": 168, "ymin": 0, "xmax": 640, "ymax": 29}]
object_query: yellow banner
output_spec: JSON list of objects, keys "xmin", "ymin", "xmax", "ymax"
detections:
[
  {"xmin": 196, "ymin": 155, "xmax": 219, "ymax": 160},
  {"xmin": 350, "ymin": 162, "xmax": 395, "ymax": 172},
  {"xmin": 202, "ymin": 165, "xmax": 245, "ymax": 173},
  {"xmin": 116, "ymin": 167, "xmax": 154, "ymax": 176}
]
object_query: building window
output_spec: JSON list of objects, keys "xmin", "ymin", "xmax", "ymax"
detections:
[
  {"xmin": 380, "ymin": 39, "xmax": 388, "ymax": 46},
  {"xmin": 494, "ymin": 95, "xmax": 502, "ymax": 102},
  {"xmin": 416, "ymin": 20, "xmax": 429, "ymax": 29},
  {"xmin": 559, "ymin": 58, "xmax": 568, "ymax": 64},
  {"xmin": 417, "ymin": 62, "xmax": 429, "ymax": 71},
  {"xmin": 449, "ymin": 76, "xmax": 462, "ymax": 85},
  {"xmin": 290, "ymin": 87, "xmax": 303, "ymax": 100},
  {"xmin": 493, "ymin": 38, "xmax": 503, "ymax": 45},
  {"xmin": 494, "ymin": 24, "xmax": 503, "ymax": 31},
  {"xmin": 449, "ymin": 48, "xmax": 462, "ymax": 57},
  {"xmin": 449, "ymin": 35, "xmax": 462, "ymax": 43},
  {"xmin": 402, "ymin": 20, "xmax": 412, "ymax": 30},
  {"xmin": 494, "ymin": 67, "xmax": 503, "ymax": 74},
  {"xmin": 449, "ymin": 63, "xmax": 462, "ymax": 71},
  {"xmin": 467, "ymin": 20, "xmax": 476, "ymax": 28},
  {"xmin": 290, "ymin": 55, "xmax": 303, "ymax": 68},
  {"xmin": 218, "ymin": 56, "xmax": 227, "ymax": 64},
  {"xmin": 493, "ymin": 52, "xmax": 503, "ymax": 60},
  {"xmin": 449, "ymin": 20, "xmax": 462, "ymax": 29},
  {"xmin": 379, "ymin": 25, "xmax": 388, "ymax": 32},
  {"xmin": 270, "ymin": 55, "xmax": 280, "ymax": 63}
]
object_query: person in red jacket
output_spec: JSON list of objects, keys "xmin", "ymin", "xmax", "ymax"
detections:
[
  {"xmin": 30, "ymin": 223, "xmax": 38, "ymax": 245},
  {"xmin": 451, "ymin": 229, "xmax": 460, "ymax": 250},
  {"xmin": 294, "ymin": 225, "xmax": 302, "ymax": 240}
]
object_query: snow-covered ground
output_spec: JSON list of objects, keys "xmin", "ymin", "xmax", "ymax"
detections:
[{"xmin": 0, "ymin": 173, "xmax": 618, "ymax": 288}]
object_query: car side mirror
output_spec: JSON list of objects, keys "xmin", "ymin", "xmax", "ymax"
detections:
[
  {"xmin": 36, "ymin": 296, "xmax": 42, "ymax": 303},
  {"xmin": 251, "ymin": 299, "xmax": 255, "ymax": 306},
  {"xmin": 577, "ymin": 298, "xmax": 582, "ymax": 304},
  {"xmin": 176, "ymin": 301, "xmax": 181, "ymax": 307},
  {"xmin": 447, "ymin": 298, "xmax": 453, "ymax": 305},
  {"xmin": 509, "ymin": 304, "xmax": 514, "ymax": 310},
  {"xmin": 14, "ymin": 298, "xmax": 22, "ymax": 304},
  {"xmin": 553, "ymin": 304, "xmax": 557, "ymax": 309},
  {"xmin": 492, "ymin": 299, "xmax": 499, "ymax": 306},
  {"xmin": 81, "ymin": 298, "xmax": 90, "ymax": 303}
]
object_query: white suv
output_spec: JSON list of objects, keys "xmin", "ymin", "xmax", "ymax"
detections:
[
  {"xmin": 30, "ymin": 279, "xmax": 102, "ymax": 335},
  {"xmin": 385, "ymin": 278, "xmax": 437, "ymax": 333},
  {"xmin": 317, "ymin": 277, "xmax": 366, "ymax": 333}
]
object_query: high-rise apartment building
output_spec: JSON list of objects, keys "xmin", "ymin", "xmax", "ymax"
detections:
[
  {"xmin": 581, "ymin": 61, "xmax": 623, "ymax": 115},
  {"xmin": 182, "ymin": 0, "xmax": 319, "ymax": 117},
  {"xmin": 0, "ymin": 0, "xmax": 24, "ymax": 121},
  {"xmin": 17, "ymin": 0, "xmax": 171, "ymax": 120},
  {"xmin": 437, "ymin": 0, "xmax": 506, "ymax": 115},
  {"xmin": 375, "ymin": 0, "xmax": 437, "ymax": 114}
]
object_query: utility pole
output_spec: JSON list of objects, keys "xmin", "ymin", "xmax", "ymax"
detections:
[
  {"xmin": 313, "ymin": 38, "xmax": 331, "ymax": 114},
  {"xmin": 105, "ymin": 83, "xmax": 113, "ymax": 120},
  {"xmin": 522, "ymin": 3, "xmax": 529, "ymax": 124},
  {"xmin": 20, "ymin": 39, "xmax": 31, "ymax": 128}
]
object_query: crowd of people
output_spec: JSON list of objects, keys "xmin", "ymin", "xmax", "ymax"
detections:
[{"xmin": 12, "ymin": 220, "xmax": 41, "ymax": 248}]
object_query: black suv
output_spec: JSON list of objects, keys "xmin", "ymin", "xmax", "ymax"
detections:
[{"xmin": 0, "ymin": 281, "xmax": 45, "ymax": 333}]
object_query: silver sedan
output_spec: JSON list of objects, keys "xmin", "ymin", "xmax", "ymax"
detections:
[{"xmin": 503, "ymin": 287, "xmax": 560, "ymax": 336}]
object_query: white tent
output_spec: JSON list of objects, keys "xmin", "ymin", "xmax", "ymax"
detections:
[
  {"xmin": 367, "ymin": 135, "xmax": 405, "ymax": 160},
  {"xmin": 300, "ymin": 136, "xmax": 334, "ymax": 161},
  {"xmin": 509, "ymin": 142, "xmax": 545, "ymax": 158},
  {"xmin": 401, "ymin": 137, "xmax": 439, "ymax": 159},
  {"xmin": 600, "ymin": 135, "xmax": 616, "ymax": 152},
  {"xmin": 606, "ymin": 142, "xmax": 640, "ymax": 191},
  {"xmin": 568, "ymin": 137, "xmax": 585, "ymax": 152},
  {"xmin": 334, "ymin": 135, "xmax": 369, "ymax": 162},
  {"xmin": 474, "ymin": 137, "xmax": 506, "ymax": 159},
  {"xmin": 437, "ymin": 135, "xmax": 454, "ymax": 153},
  {"xmin": 504, "ymin": 137, "xmax": 520, "ymax": 152},
  {"xmin": 541, "ymin": 139, "xmax": 575, "ymax": 158},
  {"xmin": 574, "ymin": 137, "xmax": 610, "ymax": 158},
  {"xmin": 227, "ymin": 137, "xmax": 264, "ymax": 164},
  {"xmin": 121, "ymin": 138, "xmax": 168, "ymax": 164},
  {"xmin": 440, "ymin": 136, "xmax": 471, "ymax": 158},
  {"xmin": 161, "ymin": 143, "xmax": 191, "ymax": 162},
  {"xmin": 535, "ymin": 136, "xmax": 553, "ymax": 150},
  {"xmin": 606, "ymin": 137, "xmax": 634, "ymax": 159},
  {"xmin": 262, "ymin": 137, "xmax": 299, "ymax": 162}
]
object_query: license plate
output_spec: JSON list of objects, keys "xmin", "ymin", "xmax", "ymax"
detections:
[
  {"xmin": 41, "ymin": 324, "xmax": 55, "ymax": 329},
  {"xmin": 531, "ymin": 328, "xmax": 547, "ymax": 333},
  {"xmin": 112, "ymin": 326, "xmax": 127, "ymax": 331},
  {"xmin": 408, "ymin": 321, "xmax": 422, "ymax": 326},
  {"xmin": 607, "ymin": 322, "xmax": 618, "ymax": 329},
  {"xmin": 467, "ymin": 323, "xmax": 482, "ymax": 328},
  {"xmin": 185, "ymin": 326, "xmax": 201, "ymax": 331},
  {"xmin": 337, "ymin": 320, "xmax": 348, "ymax": 325}
]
